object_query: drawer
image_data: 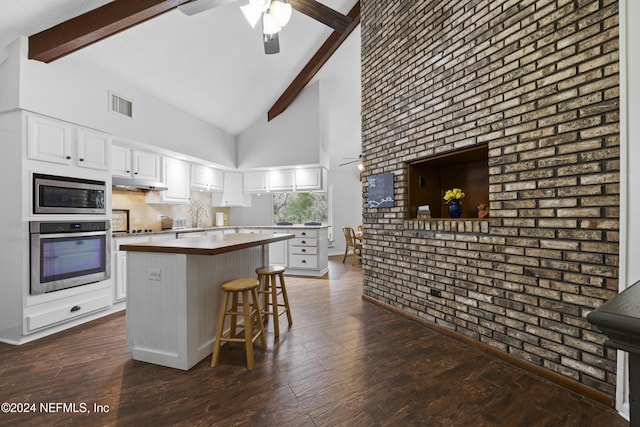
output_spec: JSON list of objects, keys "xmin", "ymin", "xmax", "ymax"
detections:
[
  {"xmin": 290, "ymin": 237, "xmax": 317, "ymax": 247},
  {"xmin": 289, "ymin": 254, "xmax": 318, "ymax": 269},
  {"xmin": 290, "ymin": 246, "xmax": 318, "ymax": 255},
  {"xmin": 294, "ymin": 229, "xmax": 318, "ymax": 238},
  {"xmin": 26, "ymin": 293, "xmax": 112, "ymax": 332}
]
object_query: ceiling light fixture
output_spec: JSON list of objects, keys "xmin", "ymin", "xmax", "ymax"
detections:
[{"xmin": 241, "ymin": 0, "xmax": 291, "ymax": 35}]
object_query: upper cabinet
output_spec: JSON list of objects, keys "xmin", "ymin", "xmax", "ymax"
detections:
[
  {"xmin": 191, "ymin": 164, "xmax": 223, "ymax": 192},
  {"xmin": 26, "ymin": 114, "xmax": 110, "ymax": 170},
  {"xmin": 268, "ymin": 170, "xmax": 294, "ymax": 192},
  {"xmin": 215, "ymin": 172, "xmax": 251, "ymax": 207},
  {"xmin": 294, "ymin": 167, "xmax": 324, "ymax": 191},
  {"xmin": 111, "ymin": 142, "xmax": 162, "ymax": 182},
  {"xmin": 244, "ymin": 171, "xmax": 268, "ymax": 193},
  {"xmin": 160, "ymin": 157, "xmax": 190, "ymax": 203}
]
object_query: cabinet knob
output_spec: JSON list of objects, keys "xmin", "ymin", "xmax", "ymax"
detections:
[
  {"xmin": 301, "ymin": 240, "xmax": 306, "ymax": 244},
  {"xmin": 79, "ymin": 158, "xmax": 84, "ymax": 162},
  {"xmin": 301, "ymin": 249, "xmax": 306, "ymax": 252},
  {"xmin": 301, "ymin": 232, "xmax": 306, "ymax": 236},
  {"xmin": 65, "ymin": 155, "xmax": 71, "ymax": 160},
  {"xmin": 134, "ymin": 172, "xmax": 138, "ymax": 175},
  {"xmin": 126, "ymin": 170, "xmax": 130, "ymax": 173},
  {"xmin": 301, "ymin": 260, "xmax": 307, "ymax": 263}
]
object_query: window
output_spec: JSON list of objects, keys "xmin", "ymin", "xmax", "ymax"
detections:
[{"xmin": 273, "ymin": 192, "xmax": 328, "ymax": 224}]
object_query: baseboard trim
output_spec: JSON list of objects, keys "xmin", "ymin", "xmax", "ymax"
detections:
[{"xmin": 362, "ymin": 295, "xmax": 614, "ymax": 408}]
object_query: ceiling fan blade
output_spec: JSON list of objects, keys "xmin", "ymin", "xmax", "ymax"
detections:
[
  {"xmin": 178, "ymin": 0, "xmax": 238, "ymax": 16},
  {"xmin": 289, "ymin": 0, "xmax": 351, "ymax": 33},
  {"xmin": 264, "ymin": 32, "xmax": 280, "ymax": 55}
]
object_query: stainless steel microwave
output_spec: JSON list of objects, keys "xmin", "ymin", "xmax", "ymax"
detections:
[{"xmin": 33, "ymin": 173, "xmax": 106, "ymax": 215}]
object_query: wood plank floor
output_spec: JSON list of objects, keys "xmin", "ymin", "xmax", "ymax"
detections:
[{"xmin": 0, "ymin": 257, "xmax": 629, "ymax": 426}]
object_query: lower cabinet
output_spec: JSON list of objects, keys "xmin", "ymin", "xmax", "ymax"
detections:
[
  {"xmin": 263, "ymin": 227, "xmax": 328, "ymax": 277},
  {"xmin": 24, "ymin": 289, "xmax": 112, "ymax": 333}
]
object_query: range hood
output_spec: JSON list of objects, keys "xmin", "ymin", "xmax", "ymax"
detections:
[{"xmin": 111, "ymin": 176, "xmax": 168, "ymax": 192}]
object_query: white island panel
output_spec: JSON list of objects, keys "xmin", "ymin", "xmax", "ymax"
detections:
[{"xmin": 126, "ymin": 245, "xmax": 262, "ymax": 370}]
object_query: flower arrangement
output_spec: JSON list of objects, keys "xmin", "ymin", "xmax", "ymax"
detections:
[{"xmin": 443, "ymin": 188, "xmax": 465, "ymax": 204}]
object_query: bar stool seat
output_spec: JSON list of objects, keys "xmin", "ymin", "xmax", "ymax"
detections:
[
  {"xmin": 211, "ymin": 278, "xmax": 266, "ymax": 370},
  {"xmin": 256, "ymin": 265, "xmax": 292, "ymax": 339}
]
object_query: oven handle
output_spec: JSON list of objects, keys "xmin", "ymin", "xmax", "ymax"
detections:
[{"xmin": 32, "ymin": 231, "xmax": 110, "ymax": 239}]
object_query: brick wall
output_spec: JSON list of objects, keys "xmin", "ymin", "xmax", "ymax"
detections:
[{"xmin": 360, "ymin": 0, "xmax": 620, "ymax": 397}]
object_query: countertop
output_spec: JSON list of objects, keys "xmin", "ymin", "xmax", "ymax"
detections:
[
  {"xmin": 112, "ymin": 224, "xmax": 328, "ymax": 238},
  {"xmin": 119, "ymin": 232, "xmax": 294, "ymax": 256}
]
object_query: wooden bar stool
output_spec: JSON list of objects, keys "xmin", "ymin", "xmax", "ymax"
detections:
[
  {"xmin": 256, "ymin": 265, "xmax": 292, "ymax": 339},
  {"xmin": 211, "ymin": 278, "xmax": 266, "ymax": 370}
]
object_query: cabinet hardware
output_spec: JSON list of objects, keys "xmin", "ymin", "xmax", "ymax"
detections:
[{"xmin": 70, "ymin": 305, "xmax": 81, "ymax": 312}]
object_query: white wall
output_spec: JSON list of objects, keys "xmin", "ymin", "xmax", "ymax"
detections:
[
  {"xmin": 0, "ymin": 40, "xmax": 20, "ymax": 113},
  {"xmin": 229, "ymin": 194, "xmax": 273, "ymax": 226},
  {"xmin": 617, "ymin": 0, "xmax": 638, "ymax": 420},
  {"xmin": 5, "ymin": 37, "xmax": 236, "ymax": 168},
  {"xmin": 236, "ymin": 82, "xmax": 323, "ymax": 169}
]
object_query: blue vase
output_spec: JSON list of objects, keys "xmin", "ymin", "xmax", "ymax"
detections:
[{"xmin": 448, "ymin": 199, "xmax": 462, "ymax": 218}]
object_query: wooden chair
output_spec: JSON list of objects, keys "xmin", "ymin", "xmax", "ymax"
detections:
[
  {"xmin": 342, "ymin": 226, "xmax": 362, "ymax": 265},
  {"xmin": 211, "ymin": 278, "xmax": 266, "ymax": 370}
]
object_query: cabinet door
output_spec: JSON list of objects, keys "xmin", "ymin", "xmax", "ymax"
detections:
[
  {"xmin": 222, "ymin": 172, "xmax": 245, "ymax": 206},
  {"xmin": 162, "ymin": 157, "xmax": 190, "ymax": 203},
  {"xmin": 26, "ymin": 114, "xmax": 73, "ymax": 165},
  {"xmin": 76, "ymin": 128, "xmax": 110, "ymax": 170},
  {"xmin": 262, "ymin": 229, "xmax": 288, "ymax": 266},
  {"xmin": 295, "ymin": 168, "xmax": 323, "ymax": 191},
  {"xmin": 268, "ymin": 170, "xmax": 294, "ymax": 191},
  {"xmin": 191, "ymin": 165, "xmax": 224, "ymax": 192},
  {"xmin": 191, "ymin": 164, "xmax": 212, "ymax": 190},
  {"xmin": 244, "ymin": 171, "xmax": 268, "ymax": 193},
  {"xmin": 210, "ymin": 169, "xmax": 224, "ymax": 192},
  {"xmin": 133, "ymin": 150, "xmax": 161, "ymax": 181},
  {"xmin": 111, "ymin": 144, "xmax": 132, "ymax": 177}
]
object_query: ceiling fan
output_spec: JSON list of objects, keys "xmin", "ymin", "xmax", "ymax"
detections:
[
  {"xmin": 179, "ymin": 0, "xmax": 352, "ymax": 54},
  {"xmin": 339, "ymin": 154, "xmax": 362, "ymax": 169}
]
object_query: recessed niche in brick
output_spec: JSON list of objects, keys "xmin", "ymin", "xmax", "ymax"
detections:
[{"xmin": 407, "ymin": 144, "xmax": 489, "ymax": 219}]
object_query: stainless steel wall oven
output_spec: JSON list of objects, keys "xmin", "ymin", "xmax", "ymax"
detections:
[
  {"xmin": 33, "ymin": 173, "xmax": 106, "ymax": 214},
  {"xmin": 30, "ymin": 220, "xmax": 111, "ymax": 294}
]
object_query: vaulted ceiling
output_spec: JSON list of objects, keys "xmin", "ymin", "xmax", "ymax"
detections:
[{"xmin": 0, "ymin": 0, "xmax": 360, "ymax": 138}]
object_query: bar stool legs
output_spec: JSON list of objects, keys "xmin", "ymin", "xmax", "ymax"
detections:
[
  {"xmin": 256, "ymin": 265, "xmax": 292, "ymax": 339},
  {"xmin": 211, "ymin": 278, "xmax": 266, "ymax": 370}
]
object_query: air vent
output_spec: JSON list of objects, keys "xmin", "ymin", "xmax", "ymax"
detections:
[{"xmin": 109, "ymin": 92, "xmax": 133, "ymax": 117}]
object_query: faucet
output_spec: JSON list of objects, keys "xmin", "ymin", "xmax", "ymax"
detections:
[{"xmin": 196, "ymin": 207, "xmax": 209, "ymax": 228}]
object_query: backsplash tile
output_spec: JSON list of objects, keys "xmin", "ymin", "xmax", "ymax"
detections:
[{"xmin": 112, "ymin": 190, "xmax": 227, "ymax": 231}]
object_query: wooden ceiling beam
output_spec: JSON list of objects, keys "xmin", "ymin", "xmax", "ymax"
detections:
[
  {"xmin": 268, "ymin": 1, "xmax": 360, "ymax": 122},
  {"xmin": 29, "ymin": 0, "xmax": 193, "ymax": 63}
]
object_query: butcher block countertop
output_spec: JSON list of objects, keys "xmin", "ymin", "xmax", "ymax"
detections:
[{"xmin": 119, "ymin": 232, "xmax": 294, "ymax": 256}]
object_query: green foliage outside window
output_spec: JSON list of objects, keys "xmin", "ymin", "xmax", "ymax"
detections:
[{"xmin": 273, "ymin": 192, "xmax": 328, "ymax": 224}]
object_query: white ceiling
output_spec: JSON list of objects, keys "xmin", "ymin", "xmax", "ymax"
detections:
[{"xmin": 0, "ymin": 0, "xmax": 360, "ymax": 141}]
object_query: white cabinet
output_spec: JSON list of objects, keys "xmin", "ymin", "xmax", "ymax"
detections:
[
  {"xmin": 216, "ymin": 172, "xmax": 251, "ymax": 207},
  {"xmin": 262, "ymin": 228, "xmax": 288, "ymax": 266},
  {"xmin": 133, "ymin": 150, "xmax": 162, "ymax": 182},
  {"xmin": 161, "ymin": 157, "xmax": 190, "ymax": 203},
  {"xmin": 111, "ymin": 142, "xmax": 162, "ymax": 182},
  {"xmin": 26, "ymin": 114, "xmax": 110, "ymax": 170},
  {"xmin": 244, "ymin": 171, "xmax": 269, "ymax": 193},
  {"xmin": 268, "ymin": 170, "xmax": 294, "ymax": 192},
  {"xmin": 76, "ymin": 127, "xmax": 111, "ymax": 170},
  {"xmin": 191, "ymin": 164, "xmax": 223, "ymax": 192},
  {"xmin": 295, "ymin": 167, "xmax": 324, "ymax": 191}
]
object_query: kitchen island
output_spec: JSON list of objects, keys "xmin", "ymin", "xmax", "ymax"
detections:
[{"xmin": 120, "ymin": 232, "xmax": 294, "ymax": 370}]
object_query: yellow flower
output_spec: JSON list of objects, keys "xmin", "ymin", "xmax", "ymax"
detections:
[{"xmin": 443, "ymin": 188, "xmax": 465, "ymax": 203}]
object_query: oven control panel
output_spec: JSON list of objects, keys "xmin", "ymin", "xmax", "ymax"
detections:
[{"xmin": 30, "ymin": 220, "xmax": 111, "ymax": 234}]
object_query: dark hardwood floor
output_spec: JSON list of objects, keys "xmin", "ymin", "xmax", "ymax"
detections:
[{"xmin": 0, "ymin": 257, "xmax": 629, "ymax": 426}]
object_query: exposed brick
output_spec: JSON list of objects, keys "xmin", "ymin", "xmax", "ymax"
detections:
[{"xmin": 362, "ymin": 0, "xmax": 619, "ymax": 399}]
